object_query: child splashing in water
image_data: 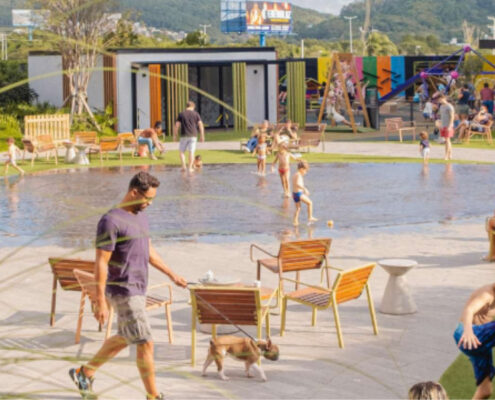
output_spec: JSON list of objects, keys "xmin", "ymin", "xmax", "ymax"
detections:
[
  {"xmin": 271, "ymin": 143, "xmax": 299, "ymax": 197},
  {"xmin": 292, "ymin": 160, "xmax": 317, "ymax": 226},
  {"xmin": 4, "ymin": 137, "xmax": 25, "ymax": 177},
  {"xmin": 253, "ymin": 134, "xmax": 268, "ymax": 175}
]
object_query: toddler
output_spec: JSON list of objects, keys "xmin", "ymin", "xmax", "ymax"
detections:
[
  {"xmin": 419, "ymin": 131, "xmax": 430, "ymax": 164},
  {"xmin": 4, "ymin": 137, "xmax": 25, "ymax": 176},
  {"xmin": 253, "ymin": 134, "xmax": 267, "ymax": 175}
]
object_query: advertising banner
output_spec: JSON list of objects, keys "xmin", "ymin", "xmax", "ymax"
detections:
[{"xmin": 246, "ymin": 1, "xmax": 292, "ymax": 34}]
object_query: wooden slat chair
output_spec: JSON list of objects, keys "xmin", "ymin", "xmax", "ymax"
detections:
[
  {"xmin": 48, "ymin": 258, "xmax": 94, "ymax": 326},
  {"xmin": 98, "ymin": 137, "xmax": 122, "ymax": 165},
  {"xmin": 486, "ymin": 217, "xmax": 495, "ymax": 262},
  {"xmin": 22, "ymin": 134, "xmax": 58, "ymax": 167},
  {"xmin": 74, "ymin": 131, "xmax": 99, "ymax": 159},
  {"xmin": 289, "ymin": 123, "xmax": 327, "ymax": 152},
  {"xmin": 384, "ymin": 117, "xmax": 416, "ymax": 142},
  {"xmin": 73, "ymin": 269, "xmax": 174, "ymax": 344},
  {"xmin": 280, "ymin": 263, "xmax": 378, "ymax": 348},
  {"xmin": 189, "ymin": 285, "xmax": 277, "ymax": 366},
  {"xmin": 466, "ymin": 120, "xmax": 493, "ymax": 144},
  {"xmin": 118, "ymin": 132, "xmax": 137, "ymax": 158},
  {"xmin": 250, "ymin": 238, "xmax": 332, "ymax": 308}
]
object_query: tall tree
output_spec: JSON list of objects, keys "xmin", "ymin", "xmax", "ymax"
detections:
[
  {"xmin": 34, "ymin": 0, "xmax": 115, "ymax": 126},
  {"xmin": 360, "ymin": 0, "xmax": 371, "ymax": 55}
]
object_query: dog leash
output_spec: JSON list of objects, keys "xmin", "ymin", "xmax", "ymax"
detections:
[{"xmin": 187, "ymin": 282, "xmax": 258, "ymax": 343}]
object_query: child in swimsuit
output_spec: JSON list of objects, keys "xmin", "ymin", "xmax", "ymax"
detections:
[
  {"xmin": 4, "ymin": 137, "xmax": 25, "ymax": 177},
  {"xmin": 419, "ymin": 131, "xmax": 430, "ymax": 165},
  {"xmin": 271, "ymin": 143, "xmax": 299, "ymax": 197},
  {"xmin": 193, "ymin": 155, "xmax": 203, "ymax": 170},
  {"xmin": 292, "ymin": 160, "xmax": 317, "ymax": 226},
  {"xmin": 253, "ymin": 134, "xmax": 267, "ymax": 175}
]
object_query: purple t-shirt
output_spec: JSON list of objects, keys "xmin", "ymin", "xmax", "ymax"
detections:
[{"xmin": 96, "ymin": 208, "xmax": 150, "ymax": 296}]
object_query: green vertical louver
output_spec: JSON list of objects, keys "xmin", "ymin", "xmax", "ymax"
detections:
[
  {"xmin": 232, "ymin": 62, "xmax": 247, "ymax": 132},
  {"xmin": 287, "ymin": 61, "xmax": 306, "ymax": 126}
]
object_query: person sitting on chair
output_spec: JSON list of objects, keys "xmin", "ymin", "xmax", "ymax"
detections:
[
  {"xmin": 138, "ymin": 121, "xmax": 165, "ymax": 160},
  {"xmin": 326, "ymin": 85, "xmax": 352, "ymax": 127}
]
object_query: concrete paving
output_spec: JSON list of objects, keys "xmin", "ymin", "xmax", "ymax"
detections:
[{"xmin": 0, "ymin": 220, "xmax": 492, "ymax": 399}]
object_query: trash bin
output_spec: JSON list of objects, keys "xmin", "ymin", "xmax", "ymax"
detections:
[{"xmin": 366, "ymin": 87, "xmax": 380, "ymax": 130}]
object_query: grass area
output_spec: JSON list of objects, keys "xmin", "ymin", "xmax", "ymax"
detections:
[
  {"xmin": 3, "ymin": 150, "xmax": 492, "ymax": 177},
  {"xmin": 162, "ymin": 130, "xmax": 250, "ymax": 143},
  {"xmin": 397, "ymin": 139, "xmax": 495, "ymax": 150},
  {"xmin": 440, "ymin": 352, "xmax": 495, "ymax": 399}
]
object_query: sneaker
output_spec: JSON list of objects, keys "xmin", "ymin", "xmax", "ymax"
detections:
[
  {"xmin": 69, "ymin": 366, "xmax": 96, "ymax": 399},
  {"xmin": 147, "ymin": 393, "xmax": 165, "ymax": 400}
]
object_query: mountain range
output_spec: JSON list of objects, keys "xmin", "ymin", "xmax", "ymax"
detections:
[{"xmin": 1, "ymin": 0, "xmax": 494, "ymax": 44}]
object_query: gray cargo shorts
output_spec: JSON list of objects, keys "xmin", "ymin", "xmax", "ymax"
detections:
[{"xmin": 108, "ymin": 294, "xmax": 152, "ymax": 345}]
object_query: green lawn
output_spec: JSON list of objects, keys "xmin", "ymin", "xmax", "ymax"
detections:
[
  {"xmin": 440, "ymin": 352, "xmax": 495, "ymax": 399},
  {"xmin": 3, "ymin": 150, "xmax": 492, "ymax": 177}
]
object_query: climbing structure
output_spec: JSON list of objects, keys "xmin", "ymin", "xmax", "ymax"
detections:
[{"xmin": 317, "ymin": 53, "xmax": 371, "ymax": 134}]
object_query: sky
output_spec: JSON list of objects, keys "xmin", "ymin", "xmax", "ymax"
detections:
[{"xmin": 289, "ymin": 0, "xmax": 356, "ymax": 15}]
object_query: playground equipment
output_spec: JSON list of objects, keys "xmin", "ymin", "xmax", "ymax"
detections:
[
  {"xmin": 379, "ymin": 45, "xmax": 495, "ymax": 105},
  {"xmin": 318, "ymin": 53, "xmax": 371, "ymax": 134}
]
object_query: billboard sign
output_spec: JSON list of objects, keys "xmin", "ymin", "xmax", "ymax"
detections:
[
  {"xmin": 12, "ymin": 9, "xmax": 48, "ymax": 28},
  {"xmin": 221, "ymin": 1, "xmax": 247, "ymax": 33},
  {"xmin": 246, "ymin": 1, "xmax": 292, "ymax": 34}
]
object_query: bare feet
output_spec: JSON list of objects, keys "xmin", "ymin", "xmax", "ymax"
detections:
[
  {"xmin": 293, "ymin": 220, "xmax": 299, "ymax": 227},
  {"xmin": 308, "ymin": 217, "xmax": 318, "ymax": 225},
  {"xmin": 150, "ymin": 154, "xmax": 158, "ymax": 161},
  {"xmin": 482, "ymin": 256, "xmax": 495, "ymax": 262}
]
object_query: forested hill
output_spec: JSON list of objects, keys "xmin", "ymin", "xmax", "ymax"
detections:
[
  {"xmin": 1, "ymin": 0, "xmax": 494, "ymax": 44},
  {"xmin": 120, "ymin": 0, "xmax": 495, "ymax": 43}
]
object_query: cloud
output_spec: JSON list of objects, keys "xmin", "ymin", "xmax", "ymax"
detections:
[{"xmin": 290, "ymin": 0, "xmax": 355, "ymax": 14}]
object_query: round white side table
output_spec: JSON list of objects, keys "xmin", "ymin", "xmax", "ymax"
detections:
[
  {"xmin": 378, "ymin": 259, "xmax": 418, "ymax": 315},
  {"xmin": 74, "ymin": 144, "xmax": 90, "ymax": 165}
]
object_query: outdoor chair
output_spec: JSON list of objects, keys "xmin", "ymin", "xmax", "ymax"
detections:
[
  {"xmin": 97, "ymin": 137, "xmax": 122, "ymax": 165},
  {"xmin": 289, "ymin": 123, "xmax": 327, "ymax": 152},
  {"xmin": 118, "ymin": 132, "xmax": 137, "ymax": 158},
  {"xmin": 384, "ymin": 117, "xmax": 416, "ymax": 142},
  {"xmin": 73, "ymin": 269, "xmax": 174, "ymax": 344},
  {"xmin": 280, "ymin": 263, "xmax": 378, "ymax": 348},
  {"xmin": 486, "ymin": 217, "xmax": 495, "ymax": 262},
  {"xmin": 250, "ymin": 238, "xmax": 332, "ymax": 308},
  {"xmin": 48, "ymin": 258, "xmax": 94, "ymax": 326},
  {"xmin": 22, "ymin": 134, "xmax": 58, "ymax": 167},
  {"xmin": 73, "ymin": 131, "xmax": 99, "ymax": 159},
  {"xmin": 466, "ymin": 120, "xmax": 493, "ymax": 144},
  {"xmin": 189, "ymin": 285, "xmax": 277, "ymax": 366}
]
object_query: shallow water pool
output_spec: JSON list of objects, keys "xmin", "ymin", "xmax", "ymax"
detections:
[{"xmin": 1, "ymin": 162, "xmax": 494, "ymax": 248}]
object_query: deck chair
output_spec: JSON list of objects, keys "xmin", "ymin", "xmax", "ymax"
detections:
[
  {"xmin": 118, "ymin": 132, "xmax": 137, "ymax": 158},
  {"xmin": 466, "ymin": 120, "xmax": 493, "ymax": 144},
  {"xmin": 486, "ymin": 217, "xmax": 495, "ymax": 262},
  {"xmin": 22, "ymin": 135, "xmax": 58, "ymax": 167},
  {"xmin": 48, "ymin": 258, "xmax": 94, "ymax": 326},
  {"xmin": 73, "ymin": 269, "xmax": 174, "ymax": 344},
  {"xmin": 98, "ymin": 137, "xmax": 122, "ymax": 165},
  {"xmin": 189, "ymin": 285, "xmax": 277, "ymax": 366},
  {"xmin": 384, "ymin": 118, "xmax": 416, "ymax": 142},
  {"xmin": 250, "ymin": 238, "xmax": 332, "ymax": 308},
  {"xmin": 280, "ymin": 263, "xmax": 378, "ymax": 348}
]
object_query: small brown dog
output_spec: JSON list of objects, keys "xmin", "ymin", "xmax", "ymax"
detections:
[{"xmin": 202, "ymin": 335, "xmax": 279, "ymax": 381}]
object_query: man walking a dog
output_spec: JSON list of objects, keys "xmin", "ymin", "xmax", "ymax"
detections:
[{"xmin": 69, "ymin": 171, "xmax": 187, "ymax": 400}]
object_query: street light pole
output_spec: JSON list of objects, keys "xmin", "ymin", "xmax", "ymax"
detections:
[
  {"xmin": 344, "ymin": 16, "xmax": 357, "ymax": 53},
  {"xmin": 199, "ymin": 24, "xmax": 211, "ymax": 37}
]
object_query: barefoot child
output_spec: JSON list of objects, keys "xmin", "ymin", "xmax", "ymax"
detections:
[
  {"xmin": 419, "ymin": 131, "xmax": 430, "ymax": 164},
  {"xmin": 292, "ymin": 160, "xmax": 317, "ymax": 226},
  {"xmin": 271, "ymin": 143, "xmax": 299, "ymax": 197},
  {"xmin": 253, "ymin": 134, "xmax": 267, "ymax": 175},
  {"xmin": 485, "ymin": 211, "xmax": 495, "ymax": 262},
  {"xmin": 4, "ymin": 138, "xmax": 24, "ymax": 177},
  {"xmin": 193, "ymin": 155, "xmax": 203, "ymax": 170}
]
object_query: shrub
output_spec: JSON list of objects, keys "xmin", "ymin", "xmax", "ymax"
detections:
[{"xmin": 0, "ymin": 115, "xmax": 22, "ymax": 152}]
